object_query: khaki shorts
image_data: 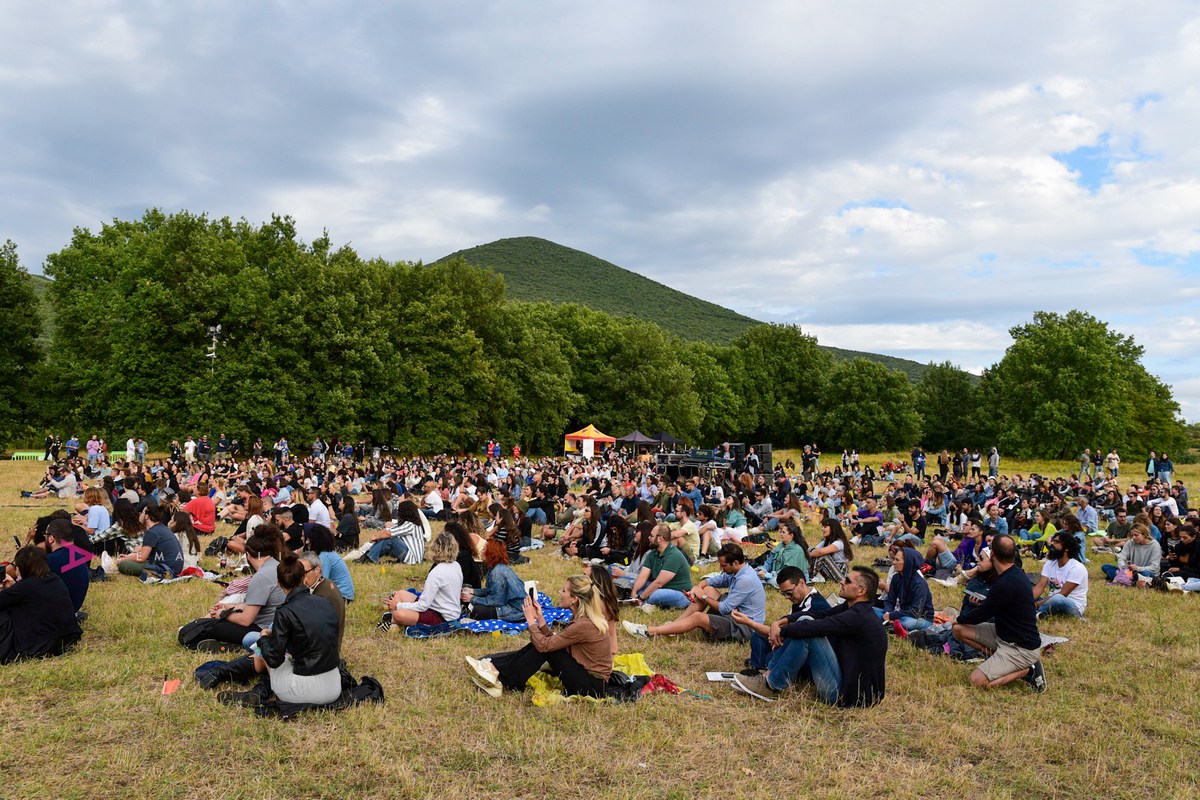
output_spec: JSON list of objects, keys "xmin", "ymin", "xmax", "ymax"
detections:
[
  {"xmin": 705, "ymin": 612, "xmax": 754, "ymax": 643},
  {"xmin": 972, "ymin": 622, "xmax": 1042, "ymax": 681}
]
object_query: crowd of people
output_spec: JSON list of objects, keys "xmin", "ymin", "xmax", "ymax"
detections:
[{"xmin": 3, "ymin": 434, "xmax": 1196, "ymax": 712}]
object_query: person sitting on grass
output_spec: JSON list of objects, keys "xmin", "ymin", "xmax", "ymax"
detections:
[
  {"xmin": 117, "ymin": 504, "xmax": 185, "ymax": 583},
  {"xmin": 301, "ymin": 524, "xmax": 355, "ymax": 603},
  {"xmin": 1101, "ymin": 524, "xmax": 1160, "ymax": 584},
  {"xmin": 1017, "ymin": 509, "xmax": 1057, "ymax": 557},
  {"xmin": 377, "ymin": 532, "xmax": 463, "ymax": 632},
  {"xmin": 734, "ymin": 566, "xmax": 829, "ymax": 674},
  {"xmin": 463, "ymin": 538, "xmax": 526, "ymax": 622},
  {"xmin": 1031, "ymin": 531, "xmax": 1089, "ymax": 619},
  {"xmin": 696, "ymin": 504, "xmax": 722, "ymax": 562},
  {"xmin": 583, "ymin": 561, "xmax": 621, "ymax": 657},
  {"xmin": 611, "ymin": 521, "xmax": 655, "ymax": 595},
  {"xmin": 951, "ymin": 534, "xmax": 1046, "ymax": 693},
  {"xmin": 169, "ymin": 511, "xmax": 202, "ymax": 571},
  {"xmin": 731, "ymin": 565, "xmax": 887, "ymax": 707},
  {"xmin": 190, "ymin": 532, "xmax": 286, "ymax": 653},
  {"xmin": 90, "ymin": 497, "xmax": 142, "ymax": 556},
  {"xmin": 756, "ymin": 520, "xmax": 809, "ymax": 587},
  {"xmin": 629, "ymin": 523, "xmax": 694, "ymax": 611},
  {"xmin": 218, "ymin": 552, "xmax": 342, "ymax": 708},
  {"xmin": 36, "ymin": 519, "xmax": 91, "ymax": 614},
  {"xmin": 623, "ymin": 543, "xmax": 766, "ymax": 643},
  {"xmin": 809, "ymin": 517, "xmax": 853, "ymax": 583},
  {"xmin": 360, "ymin": 500, "xmax": 423, "ymax": 564},
  {"xmin": 880, "ymin": 546, "xmax": 935, "ymax": 635},
  {"xmin": 71, "ymin": 487, "xmax": 111, "ymax": 541},
  {"xmin": 0, "ymin": 547, "xmax": 83, "ymax": 663},
  {"xmin": 297, "ymin": 551, "xmax": 346, "ymax": 647},
  {"xmin": 465, "ymin": 575, "xmax": 612, "ymax": 699}
]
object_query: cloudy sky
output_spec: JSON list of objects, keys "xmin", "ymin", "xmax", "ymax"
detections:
[{"xmin": 4, "ymin": 2, "xmax": 1200, "ymax": 419}]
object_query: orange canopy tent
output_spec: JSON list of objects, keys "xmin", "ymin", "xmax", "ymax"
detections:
[{"xmin": 564, "ymin": 424, "xmax": 616, "ymax": 456}]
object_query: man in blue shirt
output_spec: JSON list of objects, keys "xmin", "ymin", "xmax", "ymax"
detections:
[
  {"xmin": 1075, "ymin": 495, "xmax": 1098, "ymax": 533},
  {"xmin": 624, "ymin": 543, "xmax": 765, "ymax": 642},
  {"xmin": 40, "ymin": 519, "xmax": 90, "ymax": 613}
]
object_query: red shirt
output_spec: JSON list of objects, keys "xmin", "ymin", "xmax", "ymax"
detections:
[{"xmin": 184, "ymin": 496, "xmax": 217, "ymax": 534}]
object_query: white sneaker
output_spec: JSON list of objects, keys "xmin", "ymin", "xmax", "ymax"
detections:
[
  {"xmin": 465, "ymin": 656, "xmax": 500, "ymax": 687},
  {"xmin": 623, "ymin": 620, "xmax": 651, "ymax": 639},
  {"xmin": 470, "ymin": 675, "xmax": 502, "ymax": 698},
  {"xmin": 933, "ymin": 577, "xmax": 960, "ymax": 588},
  {"xmin": 850, "ymin": 536, "xmax": 861, "ymax": 545},
  {"xmin": 809, "ymin": 574, "xmax": 825, "ymax": 583},
  {"xmin": 640, "ymin": 603, "xmax": 660, "ymax": 614}
]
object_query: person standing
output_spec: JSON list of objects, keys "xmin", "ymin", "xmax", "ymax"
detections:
[
  {"xmin": 1106, "ymin": 448, "xmax": 1121, "ymax": 480},
  {"xmin": 988, "ymin": 447, "xmax": 1000, "ymax": 478}
]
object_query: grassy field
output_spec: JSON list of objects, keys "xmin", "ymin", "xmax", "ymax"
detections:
[{"xmin": 0, "ymin": 455, "xmax": 1197, "ymax": 799}]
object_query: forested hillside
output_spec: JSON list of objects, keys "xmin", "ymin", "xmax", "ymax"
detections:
[{"xmin": 439, "ymin": 237, "xmax": 935, "ymax": 381}]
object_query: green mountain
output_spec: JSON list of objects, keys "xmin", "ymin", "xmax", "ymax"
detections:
[{"xmin": 438, "ymin": 236, "xmax": 935, "ymax": 382}]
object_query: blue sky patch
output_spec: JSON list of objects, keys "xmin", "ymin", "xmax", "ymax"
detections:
[{"xmin": 837, "ymin": 198, "xmax": 911, "ymax": 214}]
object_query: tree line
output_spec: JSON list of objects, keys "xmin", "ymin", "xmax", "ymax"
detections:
[{"xmin": 0, "ymin": 210, "xmax": 1189, "ymax": 459}]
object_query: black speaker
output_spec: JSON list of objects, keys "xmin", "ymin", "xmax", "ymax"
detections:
[{"xmin": 755, "ymin": 443, "xmax": 773, "ymax": 473}]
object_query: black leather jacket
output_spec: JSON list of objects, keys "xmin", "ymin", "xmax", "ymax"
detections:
[{"xmin": 259, "ymin": 587, "xmax": 340, "ymax": 676}]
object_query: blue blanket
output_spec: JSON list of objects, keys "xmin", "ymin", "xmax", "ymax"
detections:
[{"xmin": 403, "ymin": 591, "xmax": 574, "ymax": 638}]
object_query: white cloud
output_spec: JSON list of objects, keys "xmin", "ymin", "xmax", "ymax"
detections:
[{"xmin": 3, "ymin": 0, "xmax": 1200, "ymax": 418}]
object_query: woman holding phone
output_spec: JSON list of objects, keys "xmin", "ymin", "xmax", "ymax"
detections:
[{"xmin": 465, "ymin": 575, "xmax": 612, "ymax": 699}]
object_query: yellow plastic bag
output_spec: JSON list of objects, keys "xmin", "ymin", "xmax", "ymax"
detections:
[{"xmin": 613, "ymin": 652, "xmax": 653, "ymax": 677}]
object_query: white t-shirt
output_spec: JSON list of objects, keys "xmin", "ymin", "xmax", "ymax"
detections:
[
  {"xmin": 308, "ymin": 500, "xmax": 331, "ymax": 527},
  {"xmin": 424, "ymin": 490, "xmax": 444, "ymax": 515},
  {"xmin": 1041, "ymin": 558, "xmax": 1089, "ymax": 613}
]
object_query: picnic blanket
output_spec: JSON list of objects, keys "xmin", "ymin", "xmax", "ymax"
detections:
[{"xmin": 402, "ymin": 591, "xmax": 574, "ymax": 638}]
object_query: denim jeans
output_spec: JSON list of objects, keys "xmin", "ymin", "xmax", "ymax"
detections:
[
  {"xmin": 525, "ymin": 508, "xmax": 547, "ymax": 525},
  {"xmin": 1037, "ymin": 594, "xmax": 1083, "ymax": 618},
  {"xmin": 644, "ymin": 588, "xmax": 691, "ymax": 608},
  {"xmin": 367, "ymin": 536, "xmax": 409, "ymax": 563},
  {"xmin": 748, "ymin": 631, "xmax": 772, "ymax": 670},
  {"xmin": 1182, "ymin": 579, "xmax": 1200, "ymax": 592},
  {"xmin": 765, "ymin": 635, "xmax": 841, "ymax": 704}
]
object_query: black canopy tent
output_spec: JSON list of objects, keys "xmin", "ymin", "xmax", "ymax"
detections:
[{"xmin": 617, "ymin": 430, "xmax": 658, "ymax": 444}]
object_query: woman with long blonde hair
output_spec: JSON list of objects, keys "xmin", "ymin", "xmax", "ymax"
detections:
[{"xmin": 466, "ymin": 574, "xmax": 613, "ymax": 699}]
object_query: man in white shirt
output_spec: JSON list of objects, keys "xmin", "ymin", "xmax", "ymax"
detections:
[
  {"xmin": 1031, "ymin": 532, "xmax": 1088, "ymax": 619},
  {"xmin": 305, "ymin": 486, "xmax": 332, "ymax": 527}
]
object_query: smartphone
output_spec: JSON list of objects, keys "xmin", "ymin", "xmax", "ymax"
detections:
[
  {"xmin": 12, "ymin": 536, "xmax": 20, "ymax": 549},
  {"xmin": 528, "ymin": 587, "xmax": 536, "ymax": 602}
]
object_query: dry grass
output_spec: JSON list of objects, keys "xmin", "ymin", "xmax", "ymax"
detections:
[{"xmin": 0, "ymin": 456, "xmax": 1197, "ymax": 800}]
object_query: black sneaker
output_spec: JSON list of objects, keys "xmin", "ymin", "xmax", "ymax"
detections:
[
  {"xmin": 377, "ymin": 613, "xmax": 395, "ymax": 633},
  {"xmin": 1023, "ymin": 660, "xmax": 1047, "ymax": 693}
]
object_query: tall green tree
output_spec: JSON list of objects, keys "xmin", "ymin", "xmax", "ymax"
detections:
[
  {"xmin": 548, "ymin": 303, "xmax": 703, "ymax": 442},
  {"xmin": 0, "ymin": 240, "xmax": 43, "ymax": 448},
  {"xmin": 729, "ymin": 324, "xmax": 831, "ymax": 445},
  {"xmin": 820, "ymin": 358, "xmax": 922, "ymax": 451},
  {"xmin": 915, "ymin": 360, "xmax": 980, "ymax": 450},
  {"xmin": 981, "ymin": 310, "xmax": 1186, "ymax": 458}
]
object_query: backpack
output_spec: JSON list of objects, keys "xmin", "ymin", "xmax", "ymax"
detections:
[
  {"xmin": 178, "ymin": 617, "xmax": 223, "ymax": 649},
  {"xmin": 204, "ymin": 537, "xmax": 230, "ymax": 557}
]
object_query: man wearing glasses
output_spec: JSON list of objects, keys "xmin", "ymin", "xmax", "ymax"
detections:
[
  {"xmin": 730, "ymin": 566, "xmax": 829, "ymax": 675},
  {"xmin": 732, "ymin": 566, "xmax": 887, "ymax": 707}
]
